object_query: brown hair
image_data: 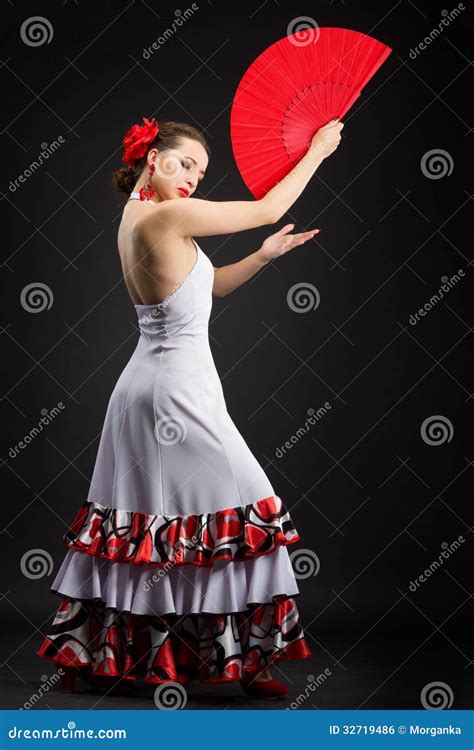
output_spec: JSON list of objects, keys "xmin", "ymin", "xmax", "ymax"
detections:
[{"xmin": 112, "ymin": 120, "xmax": 211, "ymax": 198}]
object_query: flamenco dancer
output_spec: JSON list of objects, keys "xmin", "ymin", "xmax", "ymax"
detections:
[{"xmin": 37, "ymin": 115, "xmax": 343, "ymax": 700}]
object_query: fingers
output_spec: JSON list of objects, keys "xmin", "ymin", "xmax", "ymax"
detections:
[
  {"xmin": 320, "ymin": 119, "xmax": 337, "ymax": 129},
  {"xmin": 291, "ymin": 228, "xmax": 320, "ymax": 244},
  {"xmin": 276, "ymin": 223, "xmax": 296, "ymax": 234},
  {"xmin": 299, "ymin": 228, "xmax": 320, "ymax": 237},
  {"xmin": 275, "ymin": 225, "xmax": 320, "ymax": 241},
  {"xmin": 285, "ymin": 228, "xmax": 320, "ymax": 237},
  {"xmin": 321, "ymin": 118, "xmax": 344, "ymax": 130}
]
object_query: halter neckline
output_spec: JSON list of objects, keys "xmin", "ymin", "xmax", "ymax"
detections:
[{"xmin": 128, "ymin": 191, "xmax": 160, "ymax": 206}]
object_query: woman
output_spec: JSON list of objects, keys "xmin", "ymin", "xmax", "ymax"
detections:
[{"xmin": 36, "ymin": 116, "xmax": 343, "ymax": 700}]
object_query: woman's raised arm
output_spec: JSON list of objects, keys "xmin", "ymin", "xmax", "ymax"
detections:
[{"xmin": 136, "ymin": 119, "xmax": 344, "ymax": 239}]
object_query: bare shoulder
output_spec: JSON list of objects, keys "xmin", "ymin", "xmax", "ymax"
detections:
[
  {"xmin": 132, "ymin": 194, "xmax": 271, "ymax": 240},
  {"xmin": 132, "ymin": 199, "xmax": 180, "ymax": 249},
  {"xmin": 129, "ymin": 203, "xmax": 191, "ymax": 260},
  {"xmin": 134, "ymin": 197, "xmax": 203, "ymax": 239}
]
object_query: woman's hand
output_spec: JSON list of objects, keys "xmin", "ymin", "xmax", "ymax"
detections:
[
  {"xmin": 256, "ymin": 224, "xmax": 320, "ymax": 264},
  {"xmin": 310, "ymin": 118, "xmax": 344, "ymax": 159}
]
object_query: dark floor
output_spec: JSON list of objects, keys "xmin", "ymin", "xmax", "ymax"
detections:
[{"xmin": 1, "ymin": 628, "xmax": 472, "ymax": 710}]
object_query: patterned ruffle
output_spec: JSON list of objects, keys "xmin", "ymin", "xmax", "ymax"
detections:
[
  {"xmin": 37, "ymin": 594, "xmax": 312, "ymax": 684},
  {"xmin": 64, "ymin": 496, "xmax": 300, "ymax": 568}
]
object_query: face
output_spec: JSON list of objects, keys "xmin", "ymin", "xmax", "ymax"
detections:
[{"xmin": 146, "ymin": 137, "xmax": 208, "ymax": 201}]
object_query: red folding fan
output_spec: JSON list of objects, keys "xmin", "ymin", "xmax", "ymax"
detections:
[{"xmin": 230, "ymin": 27, "xmax": 392, "ymax": 198}]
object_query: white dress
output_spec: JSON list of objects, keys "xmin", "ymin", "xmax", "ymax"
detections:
[{"xmin": 37, "ymin": 191, "xmax": 311, "ymax": 685}]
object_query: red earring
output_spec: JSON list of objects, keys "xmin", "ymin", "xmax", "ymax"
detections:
[{"xmin": 139, "ymin": 162, "xmax": 157, "ymax": 201}]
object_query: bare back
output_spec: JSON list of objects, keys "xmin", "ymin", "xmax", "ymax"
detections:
[{"xmin": 118, "ymin": 198, "xmax": 198, "ymax": 307}]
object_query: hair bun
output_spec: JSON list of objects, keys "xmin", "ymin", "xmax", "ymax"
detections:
[{"xmin": 111, "ymin": 166, "xmax": 136, "ymax": 196}]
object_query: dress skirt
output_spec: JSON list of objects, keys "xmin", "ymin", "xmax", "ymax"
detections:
[{"xmin": 36, "ymin": 238, "xmax": 312, "ymax": 685}]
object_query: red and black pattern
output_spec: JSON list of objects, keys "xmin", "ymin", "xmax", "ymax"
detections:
[
  {"xmin": 64, "ymin": 495, "xmax": 300, "ymax": 567},
  {"xmin": 37, "ymin": 594, "xmax": 312, "ymax": 684}
]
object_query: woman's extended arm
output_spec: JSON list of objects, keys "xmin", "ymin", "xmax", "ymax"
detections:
[
  {"xmin": 212, "ymin": 223, "xmax": 321, "ymax": 297},
  {"xmin": 136, "ymin": 120, "xmax": 344, "ymax": 240}
]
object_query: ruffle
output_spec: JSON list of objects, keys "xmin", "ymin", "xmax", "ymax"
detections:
[
  {"xmin": 37, "ymin": 594, "xmax": 312, "ymax": 685},
  {"xmin": 64, "ymin": 495, "xmax": 300, "ymax": 568},
  {"xmin": 50, "ymin": 546, "xmax": 300, "ymax": 616}
]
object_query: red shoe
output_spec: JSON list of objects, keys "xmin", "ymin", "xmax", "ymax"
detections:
[
  {"xmin": 240, "ymin": 676, "xmax": 288, "ymax": 700},
  {"xmin": 59, "ymin": 666, "xmax": 80, "ymax": 693}
]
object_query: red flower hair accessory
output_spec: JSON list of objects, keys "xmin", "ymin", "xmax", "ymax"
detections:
[{"xmin": 122, "ymin": 116, "xmax": 159, "ymax": 167}]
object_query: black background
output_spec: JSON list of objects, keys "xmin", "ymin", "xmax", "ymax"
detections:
[{"xmin": 1, "ymin": 0, "xmax": 472, "ymax": 710}]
